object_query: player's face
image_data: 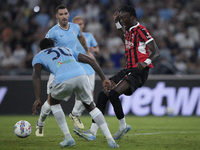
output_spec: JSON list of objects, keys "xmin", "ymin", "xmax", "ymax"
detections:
[
  {"xmin": 56, "ymin": 8, "xmax": 69, "ymax": 27},
  {"xmin": 73, "ymin": 19, "xmax": 84, "ymax": 32},
  {"xmin": 119, "ymin": 11, "xmax": 134, "ymax": 31}
]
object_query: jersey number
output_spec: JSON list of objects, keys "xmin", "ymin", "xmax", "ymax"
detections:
[{"xmin": 44, "ymin": 47, "xmax": 72, "ymax": 60}]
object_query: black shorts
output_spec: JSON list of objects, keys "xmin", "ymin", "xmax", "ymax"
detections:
[{"xmin": 109, "ymin": 67, "xmax": 149, "ymax": 95}]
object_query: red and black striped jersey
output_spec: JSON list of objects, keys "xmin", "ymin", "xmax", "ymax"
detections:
[{"xmin": 124, "ymin": 22, "xmax": 154, "ymax": 69}]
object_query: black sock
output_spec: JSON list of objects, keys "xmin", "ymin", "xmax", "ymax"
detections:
[
  {"xmin": 92, "ymin": 91, "xmax": 109, "ymax": 123},
  {"xmin": 108, "ymin": 90, "xmax": 124, "ymax": 119}
]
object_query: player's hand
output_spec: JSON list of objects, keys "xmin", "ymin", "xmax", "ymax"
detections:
[
  {"xmin": 113, "ymin": 11, "xmax": 120, "ymax": 22},
  {"xmin": 137, "ymin": 62, "xmax": 147, "ymax": 70},
  {"xmin": 88, "ymin": 47, "xmax": 95, "ymax": 53},
  {"xmin": 32, "ymin": 99, "xmax": 41, "ymax": 115},
  {"xmin": 87, "ymin": 51, "xmax": 96, "ymax": 61},
  {"xmin": 102, "ymin": 79, "xmax": 111, "ymax": 92}
]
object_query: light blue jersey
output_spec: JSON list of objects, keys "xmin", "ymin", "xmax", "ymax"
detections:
[
  {"xmin": 46, "ymin": 22, "xmax": 97, "ymax": 76},
  {"xmin": 46, "ymin": 22, "xmax": 81, "ymax": 51},
  {"xmin": 76, "ymin": 32, "xmax": 98, "ymax": 75},
  {"xmin": 83, "ymin": 32, "xmax": 97, "ymax": 48},
  {"xmin": 32, "ymin": 47, "xmax": 86, "ymax": 84}
]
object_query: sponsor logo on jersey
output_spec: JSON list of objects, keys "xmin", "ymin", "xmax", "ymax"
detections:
[
  {"xmin": 57, "ymin": 60, "xmax": 75, "ymax": 67},
  {"xmin": 125, "ymin": 40, "xmax": 134, "ymax": 49}
]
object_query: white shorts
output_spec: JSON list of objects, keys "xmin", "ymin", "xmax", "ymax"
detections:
[
  {"xmin": 47, "ymin": 73, "xmax": 95, "ymax": 94},
  {"xmin": 47, "ymin": 74, "xmax": 55, "ymax": 94},
  {"xmin": 49, "ymin": 75, "xmax": 93, "ymax": 105},
  {"xmin": 87, "ymin": 74, "xmax": 95, "ymax": 91}
]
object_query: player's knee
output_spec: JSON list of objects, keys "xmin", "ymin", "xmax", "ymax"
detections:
[
  {"xmin": 96, "ymin": 91, "xmax": 109, "ymax": 114},
  {"xmin": 51, "ymin": 104, "xmax": 62, "ymax": 114},
  {"xmin": 108, "ymin": 90, "xmax": 120, "ymax": 103},
  {"xmin": 82, "ymin": 101, "xmax": 95, "ymax": 112},
  {"xmin": 42, "ymin": 101, "xmax": 51, "ymax": 114},
  {"xmin": 97, "ymin": 91, "xmax": 108, "ymax": 102},
  {"xmin": 99, "ymin": 90, "xmax": 108, "ymax": 97}
]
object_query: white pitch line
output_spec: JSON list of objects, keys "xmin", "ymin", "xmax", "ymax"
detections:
[
  {"xmin": 128, "ymin": 131, "xmax": 200, "ymax": 136},
  {"xmin": 96, "ymin": 131, "xmax": 200, "ymax": 136}
]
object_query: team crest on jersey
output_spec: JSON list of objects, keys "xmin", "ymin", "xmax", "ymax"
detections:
[
  {"xmin": 125, "ymin": 40, "xmax": 134, "ymax": 49},
  {"xmin": 73, "ymin": 31, "xmax": 76, "ymax": 35}
]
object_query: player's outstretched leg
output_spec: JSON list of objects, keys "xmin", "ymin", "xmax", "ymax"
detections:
[{"xmin": 108, "ymin": 90, "xmax": 131, "ymax": 140}]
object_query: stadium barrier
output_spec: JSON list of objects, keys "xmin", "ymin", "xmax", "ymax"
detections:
[{"xmin": 0, "ymin": 75, "xmax": 200, "ymax": 116}]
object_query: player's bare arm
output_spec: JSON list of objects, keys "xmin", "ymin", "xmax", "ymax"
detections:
[
  {"xmin": 78, "ymin": 34, "xmax": 88, "ymax": 53},
  {"xmin": 147, "ymin": 40, "xmax": 160, "ymax": 62},
  {"xmin": 137, "ymin": 40, "xmax": 160, "ymax": 70},
  {"xmin": 113, "ymin": 11, "xmax": 125, "ymax": 43},
  {"xmin": 78, "ymin": 34, "xmax": 97, "ymax": 60},
  {"xmin": 87, "ymin": 51, "xmax": 96, "ymax": 61},
  {"xmin": 32, "ymin": 63, "xmax": 42, "ymax": 115}
]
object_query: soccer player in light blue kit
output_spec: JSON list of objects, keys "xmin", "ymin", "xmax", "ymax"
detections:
[
  {"xmin": 69, "ymin": 16, "xmax": 100, "ymax": 129},
  {"xmin": 33, "ymin": 4, "xmax": 97, "ymax": 135},
  {"xmin": 32, "ymin": 38, "xmax": 119, "ymax": 148}
]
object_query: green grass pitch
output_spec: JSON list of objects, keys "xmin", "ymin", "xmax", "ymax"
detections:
[{"xmin": 0, "ymin": 115, "xmax": 199, "ymax": 150}]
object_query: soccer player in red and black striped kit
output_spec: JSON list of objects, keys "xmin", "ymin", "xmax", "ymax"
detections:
[{"xmin": 74, "ymin": 6, "xmax": 160, "ymax": 141}]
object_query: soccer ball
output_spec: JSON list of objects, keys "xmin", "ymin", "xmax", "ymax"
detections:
[{"xmin": 14, "ymin": 120, "xmax": 32, "ymax": 138}]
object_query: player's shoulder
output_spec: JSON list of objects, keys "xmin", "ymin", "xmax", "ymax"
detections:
[
  {"xmin": 83, "ymin": 32, "xmax": 94, "ymax": 38},
  {"xmin": 83, "ymin": 32, "xmax": 92, "ymax": 36},
  {"xmin": 57, "ymin": 46, "xmax": 74, "ymax": 53},
  {"xmin": 137, "ymin": 23, "xmax": 148, "ymax": 30},
  {"xmin": 48, "ymin": 24, "xmax": 59, "ymax": 31},
  {"xmin": 34, "ymin": 50, "xmax": 45, "ymax": 57},
  {"xmin": 46, "ymin": 24, "xmax": 59, "ymax": 37},
  {"xmin": 69, "ymin": 22, "xmax": 79, "ymax": 28},
  {"xmin": 32, "ymin": 51, "xmax": 41, "ymax": 62}
]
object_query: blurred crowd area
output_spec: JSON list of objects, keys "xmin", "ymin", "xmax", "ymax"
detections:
[{"xmin": 0, "ymin": 0, "xmax": 200, "ymax": 76}]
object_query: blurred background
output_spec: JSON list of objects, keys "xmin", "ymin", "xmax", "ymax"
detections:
[
  {"xmin": 0, "ymin": 0, "xmax": 200, "ymax": 76},
  {"xmin": 0, "ymin": 0, "xmax": 200, "ymax": 116}
]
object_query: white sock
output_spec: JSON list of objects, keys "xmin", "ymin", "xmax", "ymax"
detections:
[
  {"xmin": 38, "ymin": 101, "xmax": 51, "ymax": 126},
  {"xmin": 72, "ymin": 100, "xmax": 85, "ymax": 117},
  {"xmin": 90, "ymin": 123, "xmax": 99, "ymax": 136},
  {"xmin": 119, "ymin": 118, "xmax": 126, "ymax": 130},
  {"xmin": 89, "ymin": 108, "xmax": 113, "ymax": 140},
  {"xmin": 51, "ymin": 104, "xmax": 71, "ymax": 139}
]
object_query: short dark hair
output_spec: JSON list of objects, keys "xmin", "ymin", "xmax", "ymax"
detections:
[
  {"xmin": 55, "ymin": 4, "xmax": 67, "ymax": 13},
  {"xmin": 119, "ymin": 6, "xmax": 137, "ymax": 18},
  {"xmin": 39, "ymin": 38, "xmax": 55, "ymax": 50}
]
